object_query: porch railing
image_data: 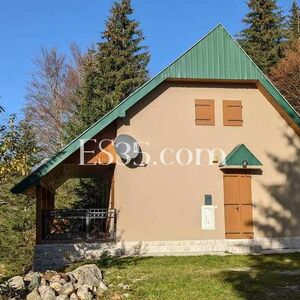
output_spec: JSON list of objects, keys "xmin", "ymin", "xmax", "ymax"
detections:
[{"xmin": 42, "ymin": 209, "xmax": 117, "ymax": 242}]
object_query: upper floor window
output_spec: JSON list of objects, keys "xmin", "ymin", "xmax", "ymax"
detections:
[
  {"xmin": 195, "ymin": 99, "xmax": 215, "ymax": 126},
  {"xmin": 223, "ymin": 100, "xmax": 243, "ymax": 126}
]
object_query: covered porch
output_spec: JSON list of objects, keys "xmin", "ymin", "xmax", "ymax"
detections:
[
  {"xmin": 12, "ymin": 125, "xmax": 118, "ymax": 245},
  {"xmin": 36, "ymin": 162, "xmax": 117, "ymax": 245}
]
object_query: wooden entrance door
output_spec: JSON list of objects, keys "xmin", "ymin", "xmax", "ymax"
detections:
[{"xmin": 224, "ymin": 174, "xmax": 253, "ymax": 239}]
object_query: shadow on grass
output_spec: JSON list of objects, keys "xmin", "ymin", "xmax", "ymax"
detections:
[
  {"xmin": 219, "ymin": 253, "xmax": 300, "ymax": 299},
  {"xmin": 64, "ymin": 254, "xmax": 153, "ymax": 273},
  {"xmin": 97, "ymin": 254, "xmax": 153, "ymax": 270}
]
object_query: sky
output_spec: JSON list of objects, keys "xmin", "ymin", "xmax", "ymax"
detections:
[{"xmin": 0, "ymin": 0, "xmax": 293, "ymax": 117}]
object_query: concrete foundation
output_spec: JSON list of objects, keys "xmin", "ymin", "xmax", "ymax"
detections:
[{"xmin": 34, "ymin": 237, "xmax": 300, "ymax": 271}]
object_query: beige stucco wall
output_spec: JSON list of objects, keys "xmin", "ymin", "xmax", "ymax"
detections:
[{"xmin": 114, "ymin": 81, "xmax": 300, "ymax": 242}]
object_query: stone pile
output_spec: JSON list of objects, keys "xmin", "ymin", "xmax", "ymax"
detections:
[{"xmin": 0, "ymin": 264, "xmax": 108, "ymax": 300}]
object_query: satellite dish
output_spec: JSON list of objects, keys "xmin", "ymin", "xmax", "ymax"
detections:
[{"xmin": 114, "ymin": 134, "xmax": 140, "ymax": 160}]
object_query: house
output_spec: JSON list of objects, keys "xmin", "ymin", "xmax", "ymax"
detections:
[{"xmin": 12, "ymin": 25, "xmax": 300, "ymax": 269}]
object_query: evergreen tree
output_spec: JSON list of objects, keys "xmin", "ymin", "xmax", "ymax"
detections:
[
  {"xmin": 288, "ymin": 0, "xmax": 300, "ymax": 41},
  {"xmin": 238, "ymin": 0, "xmax": 285, "ymax": 74},
  {"xmin": 67, "ymin": 0, "xmax": 150, "ymax": 139},
  {"xmin": 64, "ymin": 0, "xmax": 150, "ymax": 209}
]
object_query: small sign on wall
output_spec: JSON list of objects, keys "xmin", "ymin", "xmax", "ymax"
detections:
[
  {"xmin": 205, "ymin": 194, "xmax": 212, "ymax": 205},
  {"xmin": 201, "ymin": 206, "xmax": 216, "ymax": 230}
]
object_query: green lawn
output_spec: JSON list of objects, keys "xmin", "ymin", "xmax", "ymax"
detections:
[{"xmin": 66, "ymin": 253, "xmax": 300, "ymax": 300}]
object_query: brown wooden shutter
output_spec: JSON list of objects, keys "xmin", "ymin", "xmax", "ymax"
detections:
[
  {"xmin": 223, "ymin": 100, "xmax": 243, "ymax": 126},
  {"xmin": 195, "ymin": 99, "xmax": 215, "ymax": 125}
]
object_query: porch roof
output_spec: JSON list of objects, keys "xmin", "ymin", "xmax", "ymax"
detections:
[{"xmin": 11, "ymin": 24, "xmax": 300, "ymax": 195}]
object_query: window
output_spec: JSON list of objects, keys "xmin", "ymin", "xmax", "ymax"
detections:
[
  {"xmin": 223, "ymin": 100, "xmax": 243, "ymax": 126},
  {"xmin": 195, "ymin": 99, "xmax": 215, "ymax": 126}
]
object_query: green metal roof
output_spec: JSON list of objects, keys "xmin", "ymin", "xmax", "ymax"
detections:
[
  {"xmin": 11, "ymin": 24, "xmax": 300, "ymax": 194},
  {"xmin": 220, "ymin": 144, "xmax": 263, "ymax": 168}
]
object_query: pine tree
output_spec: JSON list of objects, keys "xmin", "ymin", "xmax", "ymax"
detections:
[
  {"xmin": 288, "ymin": 0, "xmax": 300, "ymax": 41},
  {"xmin": 238, "ymin": 0, "xmax": 285, "ymax": 74},
  {"xmin": 66, "ymin": 0, "xmax": 150, "ymax": 140},
  {"xmin": 98, "ymin": 0, "xmax": 150, "ymax": 109},
  {"xmin": 64, "ymin": 0, "xmax": 150, "ymax": 208}
]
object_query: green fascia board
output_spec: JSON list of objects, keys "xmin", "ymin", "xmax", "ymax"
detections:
[
  {"xmin": 11, "ymin": 24, "xmax": 300, "ymax": 194},
  {"xmin": 10, "ymin": 74, "xmax": 165, "ymax": 194},
  {"xmin": 220, "ymin": 144, "xmax": 262, "ymax": 167},
  {"xmin": 259, "ymin": 77, "xmax": 300, "ymax": 127}
]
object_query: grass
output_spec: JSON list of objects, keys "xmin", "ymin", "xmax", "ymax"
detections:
[{"xmin": 65, "ymin": 253, "xmax": 300, "ymax": 300}]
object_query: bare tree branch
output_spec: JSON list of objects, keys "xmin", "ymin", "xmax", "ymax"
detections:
[
  {"xmin": 270, "ymin": 40, "xmax": 300, "ymax": 114},
  {"xmin": 25, "ymin": 45, "xmax": 85, "ymax": 157}
]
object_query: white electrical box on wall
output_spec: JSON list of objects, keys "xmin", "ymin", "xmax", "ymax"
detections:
[{"xmin": 201, "ymin": 206, "xmax": 216, "ymax": 230}]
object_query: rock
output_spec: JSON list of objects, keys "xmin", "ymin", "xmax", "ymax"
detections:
[
  {"xmin": 0, "ymin": 283, "xmax": 9, "ymax": 294},
  {"xmin": 59, "ymin": 278, "xmax": 67, "ymax": 285},
  {"xmin": 8, "ymin": 276, "xmax": 25, "ymax": 291},
  {"xmin": 97, "ymin": 288, "xmax": 105, "ymax": 298},
  {"xmin": 60, "ymin": 282, "xmax": 75, "ymax": 296},
  {"xmin": 26, "ymin": 289, "xmax": 41, "ymax": 300},
  {"xmin": 60, "ymin": 274, "xmax": 70, "ymax": 283},
  {"xmin": 28, "ymin": 275, "xmax": 41, "ymax": 291},
  {"xmin": 43, "ymin": 271, "xmax": 58, "ymax": 282},
  {"xmin": 70, "ymin": 292, "xmax": 79, "ymax": 300},
  {"xmin": 71, "ymin": 264, "xmax": 104, "ymax": 291},
  {"xmin": 49, "ymin": 274, "xmax": 61, "ymax": 283},
  {"xmin": 24, "ymin": 272, "xmax": 42, "ymax": 282},
  {"xmin": 3, "ymin": 264, "xmax": 109, "ymax": 300},
  {"xmin": 99, "ymin": 280, "xmax": 108, "ymax": 291},
  {"xmin": 76, "ymin": 286, "xmax": 93, "ymax": 300},
  {"xmin": 56, "ymin": 295, "xmax": 68, "ymax": 300},
  {"xmin": 38, "ymin": 285, "xmax": 56, "ymax": 300},
  {"xmin": 49, "ymin": 281, "xmax": 62, "ymax": 293},
  {"xmin": 65, "ymin": 273, "xmax": 76, "ymax": 284}
]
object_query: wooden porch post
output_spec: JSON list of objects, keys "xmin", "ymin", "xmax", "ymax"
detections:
[
  {"xmin": 36, "ymin": 185, "xmax": 55, "ymax": 244},
  {"xmin": 36, "ymin": 185, "xmax": 42, "ymax": 244},
  {"xmin": 111, "ymin": 175, "xmax": 115, "ymax": 209},
  {"xmin": 49, "ymin": 191, "xmax": 55, "ymax": 209},
  {"xmin": 46, "ymin": 190, "xmax": 55, "ymax": 209}
]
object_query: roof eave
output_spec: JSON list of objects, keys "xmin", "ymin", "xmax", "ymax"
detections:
[{"xmin": 219, "ymin": 165, "xmax": 263, "ymax": 170}]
